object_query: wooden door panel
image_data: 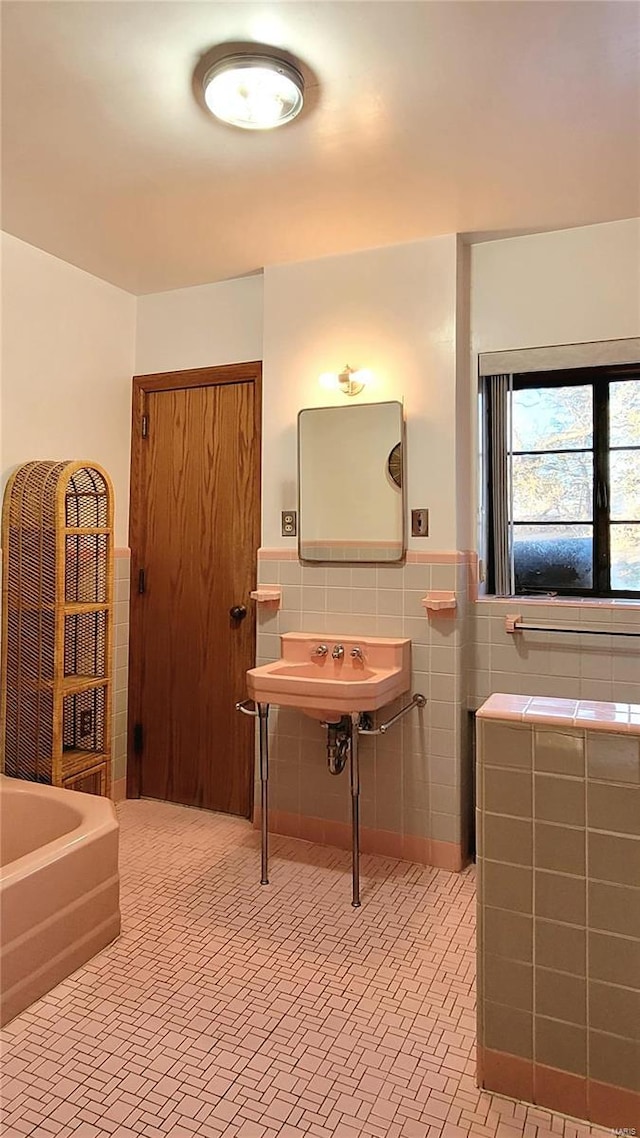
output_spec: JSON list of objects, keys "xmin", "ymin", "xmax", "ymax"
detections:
[{"xmin": 129, "ymin": 366, "xmax": 261, "ymax": 817}]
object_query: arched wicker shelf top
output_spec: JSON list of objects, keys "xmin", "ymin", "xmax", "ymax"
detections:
[{"xmin": 4, "ymin": 461, "xmax": 114, "ymax": 531}]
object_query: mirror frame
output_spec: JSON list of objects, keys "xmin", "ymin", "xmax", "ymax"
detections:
[{"xmin": 297, "ymin": 399, "xmax": 406, "ymax": 564}]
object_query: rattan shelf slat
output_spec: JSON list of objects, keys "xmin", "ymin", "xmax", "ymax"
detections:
[
  {"xmin": 64, "ymin": 526, "xmax": 111, "ymax": 535},
  {"xmin": 4, "ymin": 675, "xmax": 108, "ymax": 693},
  {"xmin": 63, "ymin": 748, "xmax": 109, "ymax": 762},
  {"xmin": 3, "ymin": 602, "xmax": 110, "ymax": 615},
  {"xmin": 64, "ymin": 602, "xmax": 110, "ymax": 615},
  {"xmin": 62, "ymin": 748, "xmax": 109, "ymax": 778},
  {"xmin": 1, "ymin": 461, "xmax": 114, "ymax": 796},
  {"xmin": 59, "ymin": 676, "xmax": 110, "ymax": 695}
]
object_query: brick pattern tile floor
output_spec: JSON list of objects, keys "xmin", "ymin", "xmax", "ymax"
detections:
[{"xmin": 1, "ymin": 800, "xmax": 608, "ymax": 1138}]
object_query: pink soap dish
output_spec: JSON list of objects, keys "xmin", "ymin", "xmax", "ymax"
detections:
[
  {"xmin": 421, "ymin": 591, "xmax": 457, "ymax": 613},
  {"xmin": 250, "ymin": 586, "xmax": 282, "ymax": 606}
]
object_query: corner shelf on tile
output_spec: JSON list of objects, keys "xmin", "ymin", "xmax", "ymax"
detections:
[
  {"xmin": 250, "ymin": 586, "xmax": 282, "ymax": 609},
  {"xmin": 421, "ymin": 591, "xmax": 457, "ymax": 613}
]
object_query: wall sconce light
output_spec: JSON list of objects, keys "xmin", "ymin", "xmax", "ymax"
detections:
[{"xmin": 318, "ymin": 365, "xmax": 372, "ymax": 397}]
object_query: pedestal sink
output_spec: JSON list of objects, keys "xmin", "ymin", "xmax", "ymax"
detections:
[
  {"xmin": 239, "ymin": 634, "xmax": 416, "ymax": 908},
  {"xmin": 247, "ymin": 633, "xmax": 411, "ymax": 720}
]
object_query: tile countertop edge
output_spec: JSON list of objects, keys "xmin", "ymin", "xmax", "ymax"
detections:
[
  {"xmin": 476, "ymin": 693, "xmax": 640, "ymax": 734},
  {"xmin": 476, "ymin": 595, "xmax": 640, "ymax": 610}
]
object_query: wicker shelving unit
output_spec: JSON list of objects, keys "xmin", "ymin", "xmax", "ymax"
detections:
[{"xmin": 1, "ymin": 461, "xmax": 114, "ymax": 796}]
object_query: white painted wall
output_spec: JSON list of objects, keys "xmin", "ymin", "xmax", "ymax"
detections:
[
  {"xmin": 471, "ymin": 218, "xmax": 640, "ymax": 355},
  {"xmin": 455, "ymin": 239, "xmax": 473, "ymax": 549},
  {"xmin": 469, "ymin": 218, "xmax": 640, "ymax": 559},
  {"xmin": 262, "ymin": 237, "xmax": 458, "ymax": 550},
  {"xmin": 1, "ymin": 232, "xmax": 136, "ymax": 547},
  {"xmin": 135, "ymin": 276, "xmax": 263, "ymax": 375},
  {"xmin": 5, "ymin": 219, "xmax": 635, "ymax": 559}
]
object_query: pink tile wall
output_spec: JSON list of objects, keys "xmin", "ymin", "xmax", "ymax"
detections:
[
  {"xmin": 255, "ymin": 551, "xmax": 475, "ymax": 867},
  {"xmin": 469, "ymin": 598, "xmax": 640, "ymax": 709}
]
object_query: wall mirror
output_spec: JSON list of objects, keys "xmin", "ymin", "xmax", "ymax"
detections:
[{"xmin": 298, "ymin": 401, "xmax": 405, "ymax": 562}]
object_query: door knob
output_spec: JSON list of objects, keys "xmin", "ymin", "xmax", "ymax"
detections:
[{"xmin": 229, "ymin": 604, "xmax": 247, "ymax": 621}]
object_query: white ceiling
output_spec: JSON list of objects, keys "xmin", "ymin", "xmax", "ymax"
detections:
[{"xmin": 2, "ymin": 1, "xmax": 639, "ymax": 295}]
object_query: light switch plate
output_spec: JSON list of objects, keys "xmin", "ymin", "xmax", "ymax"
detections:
[
  {"xmin": 281, "ymin": 510, "xmax": 297, "ymax": 537},
  {"xmin": 411, "ymin": 508, "xmax": 429, "ymax": 537}
]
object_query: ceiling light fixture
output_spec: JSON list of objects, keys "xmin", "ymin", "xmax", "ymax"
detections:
[{"xmin": 202, "ymin": 52, "xmax": 304, "ymax": 130}]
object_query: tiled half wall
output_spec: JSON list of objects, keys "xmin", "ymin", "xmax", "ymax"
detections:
[
  {"xmin": 476, "ymin": 695, "xmax": 640, "ymax": 1133},
  {"xmin": 254, "ymin": 550, "xmax": 476, "ymax": 871}
]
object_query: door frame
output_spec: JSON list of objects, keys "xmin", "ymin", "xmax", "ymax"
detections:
[{"xmin": 126, "ymin": 361, "xmax": 262, "ymax": 800}]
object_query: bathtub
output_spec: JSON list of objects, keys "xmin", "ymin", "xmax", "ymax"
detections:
[{"xmin": 0, "ymin": 774, "xmax": 121, "ymax": 1026}]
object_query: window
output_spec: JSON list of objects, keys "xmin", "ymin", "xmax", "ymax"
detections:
[{"xmin": 485, "ymin": 364, "xmax": 640, "ymax": 597}]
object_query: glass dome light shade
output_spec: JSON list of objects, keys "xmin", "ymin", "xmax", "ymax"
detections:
[{"xmin": 203, "ymin": 54, "xmax": 304, "ymax": 130}]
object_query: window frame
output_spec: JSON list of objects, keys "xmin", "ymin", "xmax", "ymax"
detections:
[{"xmin": 487, "ymin": 361, "xmax": 640, "ymax": 599}]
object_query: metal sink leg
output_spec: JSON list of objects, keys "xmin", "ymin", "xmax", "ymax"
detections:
[
  {"xmin": 258, "ymin": 702, "xmax": 270, "ymax": 886},
  {"xmin": 350, "ymin": 711, "xmax": 361, "ymax": 908}
]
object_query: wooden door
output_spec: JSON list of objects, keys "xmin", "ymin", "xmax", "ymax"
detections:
[{"xmin": 127, "ymin": 363, "xmax": 261, "ymax": 816}]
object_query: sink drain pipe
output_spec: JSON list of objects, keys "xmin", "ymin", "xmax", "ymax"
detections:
[{"xmin": 326, "ymin": 719, "xmax": 350, "ymax": 775}]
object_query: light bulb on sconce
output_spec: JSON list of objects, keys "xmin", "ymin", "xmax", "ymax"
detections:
[{"xmin": 318, "ymin": 365, "xmax": 372, "ymax": 397}]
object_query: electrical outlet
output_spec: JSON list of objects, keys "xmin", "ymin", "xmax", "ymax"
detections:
[
  {"xmin": 79, "ymin": 709, "xmax": 93, "ymax": 737},
  {"xmin": 281, "ymin": 510, "xmax": 297, "ymax": 537},
  {"xmin": 411, "ymin": 508, "xmax": 429, "ymax": 537}
]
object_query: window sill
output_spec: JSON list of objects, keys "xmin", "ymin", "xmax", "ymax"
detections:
[{"xmin": 476, "ymin": 594, "xmax": 640, "ymax": 611}]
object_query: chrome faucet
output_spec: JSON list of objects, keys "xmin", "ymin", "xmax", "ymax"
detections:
[
  {"xmin": 350, "ymin": 646, "xmax": 364, "ymax": 661},
  {"xmin": 331, "ymin": 644, "xmax": 344, "ymax": 660},
  {"xmin": 313, "ymin": 644, "xmax": 328, "ymax": 657}
]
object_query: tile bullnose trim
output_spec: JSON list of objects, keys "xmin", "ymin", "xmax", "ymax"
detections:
[
  {"xmin": 476, "ymin": 594, "xmax": 640, "ymax": 611},
  {"xmin": 258, "ymin": 547, "xmax": 477, "ymax": 565},
  {"xmin": 534, "ymin": 1062, "xmax": 588, "ymax": 1122},
  {"xmin": 477, "ymin": 693, "xmax": 640, "ymax": 735},
  {"xmin": 479, "ymin": 1048, "xmax": 640, "ymax": 1132},
  {"xmin": 477, "ymin": 1046, "xmax": 534, "ymax": 1103},
  {"xmin": 258, "ymin": 548, "xmax": 298, "ymax": 560},
  {"xmin": 589, "ymin": 1079, "xmax": 640, "ymax": 1133}
]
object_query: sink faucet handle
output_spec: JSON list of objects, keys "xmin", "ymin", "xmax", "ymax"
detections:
[
  {"xmin": 313, "ymin": 644, "xmax": 328, "ymax": 657},
  {"xmin": 331, "ymin": 643, "xmax": 345, "ymax": 659},
  {"xmin": 350, "ymin": 646, "xmax": 364, "ymax": 661}
]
